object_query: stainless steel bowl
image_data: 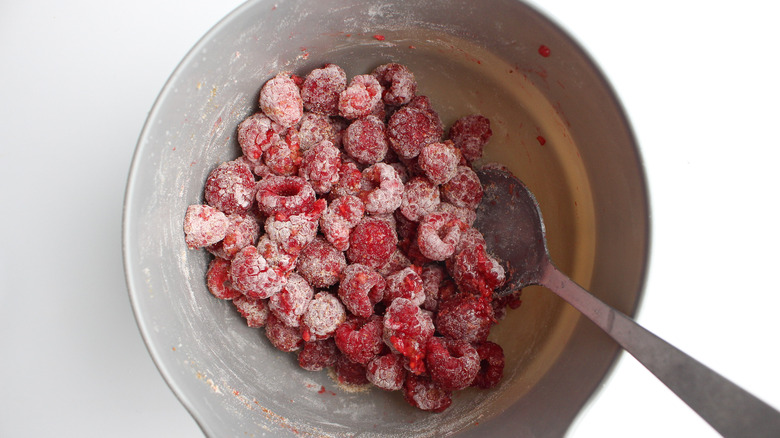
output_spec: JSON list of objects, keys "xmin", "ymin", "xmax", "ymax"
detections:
[{"xmin": 123, "ymin": 0, "xmax": 650, "ymax": 436}]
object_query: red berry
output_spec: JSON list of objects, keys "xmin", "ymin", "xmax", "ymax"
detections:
[
  {"xmin": 263, "ymin": 204, "xmax": 321, "ymax": 256},
  {"xmin": 334, "ymin": 354, "xmax": 370, "ymax": 386},
  {"xmin": 255, "ymin": 175, "xmax": 316, "ymax": 217},
  {"xmin": 448, "ymin": 244, "xmax": 505, "ymax": 297},
  {"xmin": 296, "ymin": 237, "xmax": 347, "ymax": 288},
  {"xmin": 416, "ymin": 212, "xmax": 466, "ymax": 261},
  {"xmin": 265, "ymin": 312, "xmax": 303, "ymax": 352},
  {"xmin": 338, "ymin": 74, "xmax": 383, "ymax": 120},
  {"xmin": 448, "ymin": 115, "xmax": 492, "ymax": 162},
  {"xmin": 263, "ymin": 128, "xmax": 302, "ymax": 176},
  {"xmin": 298, "ymin": 140, "xmax": 341, "ymax": 194},
  {"xmin": 386, "ymin": 106, "xmax": 443, "ymax": 159},
  {"xmin": 206, "ymin": 257, "xmax": 242, "ymax": 300},
  {"xmin": 383, "ymin": 267, "xmax": 425, "ymax": 307},
  {"xmin": 237, "ymin": 113, "xmax": 284, "ymax": 163},
  {"xmin": 402, "ymin": 374, "xmax": 452, "ymax": 413},
  {"xmin": 298, "ymin": 112, "xmax": 336, "ymax": 151},
  {"xmin": 204, "ymin": 159, "xmax": 257, "ymax": 215},
  {"xmin": 366, "ymin": 353, "xmax": 406, "ymax": 391},
  {"xmin": 471, "ymin": 341, "xmax": 505, "ymax": 389},
  {"xmin": 334, "ymin": 315, "xmax": 385, "ymax": 365},
  {"xmin": 383, "ymin": 298, "xmax": 435, "ymax": 375},
  {"xmin": 260, "ymin": 72, "xmax": 304, "ymax": 128},
  {"xmin": 256, "ymin": 235, "xmax": 297, "ymax": 276},
  {"xmin": 435, "ymin": 294, "xmax": 494, "ymax": 344},
  {"xmin": 343, "ymin": 115, "xmax": 389, "ymax": 164},
  {"xmin": 207, "ymin": 213, "xmax": 260, "ymax": 259},
  {"xmin": 301, "ymin": 291, "xmax": 346, "ymax": 341},
  {"xmin": 372, "ymin": 63, "xmax": 417, "ymax": 106},
  {"xmin": 346, "ymin": 216, "xmax": 398, "ymax": 269},
  {"xmin": 320, "ymin": 195, "xmax": 365, "ymax": 251},
  {"xmin": 358, "ymin": 163, "xmax": 404, "ymax": 215},
  {"xmin": 229, "ymin": 245, "xmax": 286, "ymax": 300},
  {"xmin": 425, "ymin": 337, "xmax": 480, "ymax": 391},
  {"xmin": 269, "ymin": 273, "xmax": 314, "ymax": 327},
  {"xmin": 301, "ymin": 64, "xmax": 347, "ymax": 116},
  {"xmin": 233, "ymin": 295, "xmax": 269, "ymax": 328},
  {"xmin": 418, "ymin": 141, "xmax": 461, "ymax": 185},
  {"xmin": 183, "ymin": 204, "xmax": 229, "ymax": 249},
  {"xmin": 298, "ymin": 338, "xmax": 338, "ymax": 371},
  {"xmin": 435, "ymin": 202, "xmax": 476, "ymax": 227},
  {"xmin": 441, "ymin": 165, "xmax": 483, "ymax": 210},
  {"xmin": 338, "ymin": 263, "xmax": 385, "ymax": 318},
  {"xmin": 331, "ymin": 161, "xmax": 363, "ymax": 198},
  {"xmin": 400, "ymin": 177, "xmax": 440, "ymax": 222}
]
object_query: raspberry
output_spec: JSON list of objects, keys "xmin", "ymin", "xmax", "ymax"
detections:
[
  {"xmin": 334, "ymin": 354, "xmax": 370, "ymax": 386},
  {"xmin": 402, "ymin": 374, "xmax": 452, "ymax": 413},
  {"xmin": 358, "ymin": 163, "xmax": 404, "ymax": 215},
  {"xmin": 441, "ymin": 166, "xmax": 483, "ymax": 210},
  {"xmin": 338, "ymin": 263, "xmax": 385, "ymax": 318},
  {"xmin": 265, "ymin": 313, "xmax": 304, "ymax": 352},
  {"xmin": 386, "ymin": 105, "xmax": 443, "ymax": 160},
  {"xmin": 260, "ymin": 72, "xmax": 304, "ymax": 127},
  {"xmin": 207, "ymin": 213, "xmax": 260, "ymax": 259},
  {"xmin": 269, "ymin": 273, "xmax": 314, "ymax": 327},
  {"xmin": 229, "ymin": 245, "xmax": 286, "ymax": 300},
  {"xmin": 298, "ymin": 338, "xmax": 338, "ymax": 371},
  {"xmin": 329, "ymin": 116, "xmax": 349, "ymax": 148},
  {"xmin": 301, "ymin": 64, "xmax": 347, "ymax": 116},
  {"xmin": 449, "ymin": 244, "xmax": 505, "ymax": 297},
  {"xmin": 418, "ymin": 141, "xmax": 460, "ymax": 185},
  {"xmin": 300, "ymin": 291, "xmax": 347, "ymax": 342},
  {"xmin": 237, "ymin": 113, "xmax": 284, "ymax": 163},
  {"xmin": 338, "ymin": 74, "xmax": 383, "ymax": 120},
  {"xmin": 471, "ymin": 341, "xmax": 505, "ymax": 389},
  {"xmin": 453, "ymin": 226, "xmax": 486, "ymax": 254},
  {"xmin": 204, "ymin": 159, "xmax": 256, "ymax": 215},
  {"xmin": 298, "ymin": 112, "xmax": 336, "ymax": 151},
  {"xmin": 435, "ymin": 202, "xmax": 476, "ymax": 227},
  {"xmin": 255, "ymin": 175, "xmax": 316, "ymax": 216},
  {"xmin": 372, "ymin": 63, "xmax": 417, "ymax": 106},
  {"xmin": 206, "ymin": 257, "xmax": 242, "ymax": 300},
  {"xmin": 400, "ymin": 177, "xmax": 440, "ymax": 222},
  {"xmin": 263, "ymin": 201, "xmax": 322, "ymax": 255},
  {"xmin": 346, "ymin": 216, "xmax": 398, "ymax": 269},
  {"xmin": 331, "ymin": 161, "xmax": 362, "ymax": 198},
  {"xmin": 425, "ymin": 337, "xmax": 480, "ymax": 390},
  {"xmin": 298, "ymin": 140, "xmax": 341, "ymax": 194},
  {"xmin": 319, "ymin": 195, "xmax": 365, "ymax": 251},
  {"xmin": 416, "ymin": 212, "xmax": 466, "ymax": 261},
  {"xmin": 334, "ymin": 315, "xmax": 385, "ymax": 365},
  {"xmin": 296, "ymin": 237, "xmax": 347, "ymax": 288},
  {"xmin": 233, "ymin": 295, "xmax": 269, "ymax": 328},
  {"xmin": 383, "ymin": 298, "xmax": 435, "ymax": 375},
  {"xmin": 377, "ymin": 249, "xmax": 412, "ymax": 277},
  {"xmin": 343, "ymin": 115, "xmax": 388, "ymax": 164},
  {"xmin": 263, "ymin": 128, "xmax": 302, "ymax": 176},
  {"xmin": 419, "ymin": 263, "xmax": 455, "ymax": 312},
  {"xmin": 183, "ymin": 204, "xmax": 229, "ymax": 249},
  {"xmin": 383, "ymin": 267, "xmax": 425, "ymax": 307},
  {"xmin": 435, "ymin": 294, "xmax": 494, "ymax": 344},
  {"xmin": 256, "ymin": 235, "xmax": 297, "ymax": 276},
  {"xmin": 448, "ymin": 114, "xmax": 492, "ymax": 162},
  {"xmin": 366, "ymin": 353, "xmax": 406, "ymax": 391}
]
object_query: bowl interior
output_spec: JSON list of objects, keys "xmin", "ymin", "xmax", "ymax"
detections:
[{"xmin": 123, "ymin": 1, "xmax": 649, "ymax": 436}]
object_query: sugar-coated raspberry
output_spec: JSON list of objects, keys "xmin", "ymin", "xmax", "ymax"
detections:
[
  {"xmin": 206, "ymin": 257, "xmax": 242, "ymax": 300},
  {"xmin": 343, "ymin": 115, "xmax": 388, "ymax": 164},
  {"xmin": 441, "ymin": 166, "xmax": 483, "ymax": 210},
  {"xmin": 296, "ymin": 237, "xmax": 347, "ymax": 288},
  {"xmin": 331, "ymin": 161, "xmax": 362, "ymax": 198},
  {"xmin": 298, "ymin": 338, "xmax": 338, "ymax": 371},
  {"xmin": 416, "ymin": 212, "xmax": 466, "ymax": 261},
  {"xmin": 334, "ymin": 315, "xmax": 385, "ymax": 365},
  {"xmin": 263, "ymin": 128, "xmax": 302, "ymax": 176},
  {"xmin": 256, "ymin": 235, "xmax": 297, "ymax": 276},
  {"xmin": 338, "ymin": 74, "xmax": 383, "ymax": 120},
  {"xmin": 400, "ymin": 177, "xmax": 440, "ymax": 222},
  {"xmin": 183, "ymin": 204, "xmax": 229, "ymax": 249},
  {"xmin": 436, "ymin": 202, "xmax": 476, "ymax": 227},
  {"xmin": 453, "ymin": 226, "xmax": 486, "ymax": 254},
  {"xmin": 237, "ymin": 113, "xmax": 284, "ymax": 163},
  {"xmin": 435, "ymin": 294, "xmax": 494, "ymax": 344},
  {"xmin": 448, "ymin": 114, "xmax": 492, "ymax": 162},
  {"xmin": 301, "ymin": 292, "xmax": 346, "ymax": 342},
  {"xmin": 338, "ymin": 263, "xmax": 385, "ymax": 318},
  {"xmin": 358, "ymin": 163, "xmax": 404, "ymax": 215},
  {"xmin": 471, "ymin": 341, "xmax": 505, "ymax": 389},
  {"xmin": 386, "ymin": 106, "xmax": 443, "ymax": 159},
  {"xmin": 329, "ymin": 116, "xmax": 349, "ymax": 148},
  {"xmin": 320, "ymin": 195, "xmax": 365, "ymax": 251},
  {"xmin": 383, "ymin": 267, "xmax": 425, "ymax": 307},
  {"xmin": 207, "ymin": 213, "xmax": 260, "ymax": 259},
  {"xmin": 233, "ymin": 295, "xmax": 269, "ymax": 328},
  {"xmin": 255, "ymin": 175, "xmax": 316, "ymax": 216},
  {"xmin": 265, "ymin": 312, "xmax": 304, "ymax": 352},
  {"xmin": 425, "ymin": 337, "xmax": 480, "ymax": 391},
  {"xmin": 418, "ymin": 141, "xmax": 461, "ymax": 185},
  {"xmin": 372, "ymin": 63, "xmax": 417, "ymax": 106},
  {"xmin": 366, "ymin": 353, "xmax": 406, "ymax": 391},
  {"xmin": 377, "ymin": 249, "xmax": 412, "ymax": 277},
  {"xmin": 301, "ymin": 64, "xmax": 347, "ymax": 116},
  {"xmin": 229, "ymin": 245, "xmax": 286, "ymax": 300},
  {"xmin": 264, "ymin": 202, "xmax": 322, "ymax": 256},
  {"xmin": 334, "ymin": 354, "xmax": 370, "ymax": 386},
  {"xmin": 298, "ymin": 140, "xmax": 341, "ymax": 194},
  {"xmin": 383, "ymin": 298, "xmax": 435, "ymax": 375},
  {"xmin": 449, "ymin": 244, "xmax": 505, "ymax": 297},
  {"xmin": 269, "ymin": 273, "xmax": 314, "ymax": 327},
  {"xmin": 402, "ymin": 374, "xmax": 452, "ymax": 413},
  {"xmin": 346, "ymin": 216, "xmax": 398, "ymax": 269},
  {"xmin": 298, "ymin": 112, "xmax": 336, "ymax": 151},
  {"xmin": 260, "ymin": 72, "xmax": 304, "ymax": 128},
  {"xmin": 204, "ymin": 159, "xmax": 256, "ymax": 215},
  {"xmin": 420, "ymin": 264, "xmax": 456, "ymax": 312}
]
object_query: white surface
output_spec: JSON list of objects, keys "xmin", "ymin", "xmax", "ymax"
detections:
[{"xmin": 0, "ymin": 1, "xmax": 777, "ymax": 437}]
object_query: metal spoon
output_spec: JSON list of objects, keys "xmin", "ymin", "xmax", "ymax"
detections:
[{"xmin": 474, "ymin": 167, "xmax": 780, "ymax": 438}]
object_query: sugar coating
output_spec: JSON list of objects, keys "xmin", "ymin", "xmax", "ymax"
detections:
[
  {"xmin": 183, "ymin": 204, "xmax": 229, "ymax": 249},
  {"xmin": 298, "ymin": 338, "xmax": 338, "ymax": 371},
  {"xmin": 416, "ymin": 212, "xmax": 465, "ymax": 261},
  {"xmin": 338, "ymin": 74, "xmax": 383, "ymax": 120},
  {"xmin": 418, "ymin": 141, "xmax": 461, "ymax": 185},
  {"xmin": 260, "ymin": 72, "xmax": 304, "ymax": 127},
  {"xmin": 343, "ymin": 115, "xmax": 388, "ymax": 165},
  {"xmin": 230, "ymin": 246, "xmax": 287, "ymax": 300},
  {"xmin": 301, "ymin": 64, "xmax": 347, "ymax": 116},
  {"xmin": 265, "ymin": 313, "xmax": 303, "ymax": 352},
  {"xmin": 233, "ymin": 295, "xmax": 270, "ymax": 328},
  {"xmin": 366, "ymin": 353, "xmax": 406, "ymax": 391},
  {"xmin": 255, "ymin": 175, "xmax": 316, "ymax": 216},
  {"xmin": 296, "ymin": 237, "xmax": 347, "ymax": 289},
  {"xmin": 298, "ymin": 112, "xmax": 336, "ymax": 151},
  {"xmin": 331, "ymin": 161, "xmax": 362, "ymax": 198},
  {"xmin": 372, "ymin": 63, "xmax": 417, "ymax": 106},
  {"xmin": 386, "ymin": 104, "xmax": 443, "ymax": 159},
  {"xmin": 448, "ymin": 114, "xmax": 492, "ymax": 162},
  {"xmin": 441, "ymin": 166, "xmax": 483, "ymax": 210},
  {"xmin": 256, "ymin": 235, "xmax": 297, "ymax": 276},
  {"xmin": 204, "ymin": 159, "xmax": 256, "ymax": 215},
  {"xmin": 237, "ymin": 113, "xmax": 283, "ymax": 163},
  {"xmin": 320, "ymin": 195, "xmax": 365, "ymax": 251},
  {"xmin": 435, "ymin": 294, "xmax": 494, "ymax": 344},
  {"xmin": 302, "ymin": 291, "xmax": 347, "ymax": 341},
  {"xmin": 263, "ymin": 128, "xmax": 302, "ymax": 176},
  {"xmin": 207, "ymin": 213, "xmax": 260, "ymax": 260}
]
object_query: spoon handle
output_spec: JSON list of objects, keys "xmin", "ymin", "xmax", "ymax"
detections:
[{"xmin": 539, "ymin": 262, "xmax": 780, "ymax": 438}]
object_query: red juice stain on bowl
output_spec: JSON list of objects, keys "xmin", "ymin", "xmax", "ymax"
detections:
[
  {"xmin": 537, "ymin": 135, "xmax": 546, "ymax": 145},
  {"xmin": 538, "ymin": 45, "xmax": 551, "ymax": 57},
  {"xmin": 373, "ymin": 34, "xmax": 385, "ymax": 41}
]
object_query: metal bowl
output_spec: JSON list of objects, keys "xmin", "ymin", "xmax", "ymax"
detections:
[{"xmin": 123, "ymin": 0, "xmax": 650, "ymax": 436}]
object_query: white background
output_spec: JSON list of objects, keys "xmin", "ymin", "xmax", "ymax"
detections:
[{"xmin": 1, "ymin": 1, "xmax": 778, "ymax": 436}]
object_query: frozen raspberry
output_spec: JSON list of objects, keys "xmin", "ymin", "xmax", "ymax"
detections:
[
  {"xmin": 402, "ymin": 374, "xmax": 452, "ymax": 413},
  {"xmin": 298, "ymin": 112, "xmax": 336, "ymax": 151},
  {"xmin": 334, "ymin": 315, "xmax": 385, "ymax": 365},
  {"xmin": 388, "ymin": 161, "xmax": 410, "ymax": 184},
  {"xmin": 183, "ymin": 204, "xmax": 229, "ymax": 249},
  {"xmin": 386, "ymin": 105, "xmax": 443, "ymax": 160},
  {"xmin": 206, "ymin": 257, "xmax": 242, "ymax": 300},
  {"xmin": 301, "ymin": 64, "xmax": 347, "ymax": 116},
  {"xmin": 416, "ymin": 212, "xmax": 466, "ymax": 261},
  {"xmin": 343, "ymin": 115, "xmax": 388, "ymax": 164},
  {"xmin": 448, "ymin": 114, "xmax": 492, "ymax": 162},
  {"xmin": 233, "ymin": 295, "xmax": 269, "ymax": 328},
  {"xmin": 229, "ymin": 245, "xmax": 286, "ymax": 300},
  {"xmin": 331, "ymin": 161, "xmax": 362, "ymax": 198},
  {"xmin": 346, "ymin": 216, "xmax": 398, "ymax": 269},
  {"xmin": 298, "ymin": 338, "xmax": 338, "ymax": 371},
  {"xmin": 263, "ymin": 128, "xmax": 302, "ymax": 176},
  {"xmin": 260, "ymin": 72, "xmax": 304, "ymax": 128},
  {"xmin": 471, "ymin": 341, "xmax": 505, "ymax": 389},
  {"xmin": 383, "ymin": 298, "xmax": 435, "ymax": 375},
  {"xmin": 372, "ymin": 63, "xmax": 417, "ymax": 106},
  {"xmin": 204, "ymin": 160, "xmax": 256, "ymax": 215},
  {"xmin": 296, "ymin": 237, "xmax": 347, "ymax": 288},
  {"xmin": 383, "ymin": 267, "xmax": 425, "ymax": 307},
  {"xmin": 269, "ymin": 273, "xmax": 314, "ymax": 327},
  {"xmin": 338, "ymin": 74, "xmax": 383, "ymax": 120},
  {"xmin": 255, "ymin": 175, "xmax": 316, "ymax": 216},
  {"xmin": 264, "ymin": 200, "xmax": 324, "ymax": 255},
  {"xmin": 491, "ymin": 292, "xmax": 523, "ymax": 321},
  {"xmin": 435, "ymin": 202, "xmax": 476, "ymax": 227},
  {"xmin": 298, "ymin": 140, "xmax": 341, "ymax": 194},
  {"xmin": 320, "ymin": 195, "xmax": 365, "ymax": 251},
  {"xmin": 338, "ymin": 263, "xmax": 385, "ymax": 318},
  {"xmin": 256, "ymin": 235, "xmax": 297, "ymax": 276},
  {"xmin": 453, "ymin": 226, "xmax": 486, "ymax": 254},
  {"xmin": 334, "ymin": 354, "xmax": 370, "ymax": 386},
  {"xmin": 435, "ymin": 294, "xmax": 494, "ymax": 344},
  {"xmin": 329, "ymin": 116, "xmax": 349, "ymax": 148},
  {"xmin": 425, "ymin": 337, "xmax": 480, "ymax": 391},
  {"xmin": 420, "ymin": 264, "xmax": 456, "ymax": 312},
  {"xmin": 265, "ymin": 313, "xmax": 303, "ymax": 352},
  {"xmin": 358, "ymin": 163, "xmax": 404, "ymax": 215},
  {"xmin": 418, "ymin": 141, "xmax": 461, "ymax": 185},
  {"xmin": 406, "ymin": 95, "xmax": 435, "ymax": 112},
  {"xmin": 207, "ymin": 213, "xmax": 260, "ymax": 259},
  {"xmin": 377, "ymin": 249, "xmax": 412, "ymax": 277},
  {"xmin": 366, "ymin": 353, "xmax": 406, "ymax": 391},
  {"xmin": 237, "ymin": 113, "xmax": 284, "ymax": 163},
  {"xmin": 449, "ymin": 244, "xmax": 505, "ymax": 297},
  {"xmin": 400, "ymin": 177, "xmax": 440, "ymax": 222},
  {"xmin": 301, "ymin": 291, "xmax": 346, "ymax": 341},
  {"xmin": 441, "ymin": 166, "xmax": 483, "ymax": 210}
]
